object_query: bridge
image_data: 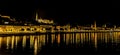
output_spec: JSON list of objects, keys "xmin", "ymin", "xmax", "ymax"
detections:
[
  {"xmin": 0, "ymin": 25, "xmax": 51, "ymax": 34},
  {"xmin": 0, "ymin": 25, "xmax": 120, "ymax": 35}
]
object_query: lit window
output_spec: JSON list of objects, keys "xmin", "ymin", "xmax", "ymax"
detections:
[{"xmin": 4, "ymin": 22, "xmax": 9, "ymax": 24}]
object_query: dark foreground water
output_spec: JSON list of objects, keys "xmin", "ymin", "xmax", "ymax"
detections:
[{"xmin": 0, "ymin": 32, "xmax": 120, "ymax": 55}]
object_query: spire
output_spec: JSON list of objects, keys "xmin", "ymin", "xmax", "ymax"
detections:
[
  {"xmin": 94, "ymin": 21, "xmax": 97, "ymax": 30},
  {"xmin": 94, "ymin": 21, "xmax": 96, "ymax": 27},
  {"xmin": 35, "ymin": 12, "xmax": 38, "ymax": 21}
]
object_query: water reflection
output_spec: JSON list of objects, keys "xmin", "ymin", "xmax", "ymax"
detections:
[{"xmin": 0, "ymin": 32, "xmax": 120, "ymax": 55}]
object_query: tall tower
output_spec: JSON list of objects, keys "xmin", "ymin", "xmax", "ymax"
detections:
[
  {"xmin": 35, "ymin": 12, "xmax": 38, "ymax": 21},
  {"xmin": 94, "ymin": 21, "xmax": 97, "ymax": 30}
]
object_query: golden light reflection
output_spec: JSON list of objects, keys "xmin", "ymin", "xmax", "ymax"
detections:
[
  {"xmin": 34, "ymin": 38, "xmax": 38, "ymax": 55},
  {"xmin": 94, "ymin": 33, "xmax": 97, "ymax": 48},
  {"xmin": 37, "ymin": 35, "xmax": 40, "ymax": 48},
  {"xmin": 81, "ymin": 33, "xmax": 84, "ymax": 44},
  {"xmin": 11, "ymin": 36, "xmax": 15, "ymax": 49},
  {"xmin": 57, "ymin": 34, "xmax": 60, "ymax": 44},
  {"xmin": 15, "ymin": 36, "xmax": 19, "ymax": 48},
  {"xmin": 0, "ymin": 37, "xmax": 2, "ymax": 48},
  {"xmin": 46, "ymin": 34, "xmax": 49, "ymax": 43},
  {"xmin": 83, "ymin": 33, "xmax": 85, "ymax": 42},
  {"xmin": 72, "ymin": 33, "xmax": 75, "ymax": 44},
  {"xmin": 117, "ymin": 32, "xmax": 120, "ymax": 43},
  {"xmin": 91, "ymin": 33, "xmax": 94, "ymax": 42},
  {"xmin": 63, "ymin": 34, "xmax": 66, "ymax": 42},
  {"xmin": 70, "ymin": 34, "xmax": 72, "ymax": 44},
  {"xmin": 42, "ymin": 35, "xmax": 46, "ymax": 45},
  {"xmin": 115, "ymin": 32, "xmax": 117, "ymax": 42},
  {"xmin": 30, "ymin": 35, "xmax": 46, "ymax": 54},
  {"xmin": 51, "ymin": 34, "xmax": 55, "ymax": 44},
  {"xmin": 22, "ymin": 35, "xmax": 26, "ymax": 48},
  {"xmin": 66, "ymin": 34, "xmax": 70, "ymax": 45},
  {"xmin": 30, "ymin": 35, "xmax": 34, "ymax": 48},
  {"xmin": 105, "ymin": 33, "xmax": 108, "ymax": 43},
  {"xmin": 75, "ymin": 33, "xmax": 80, "ymax": 44},
  {"xmin": 88, "ymin": 33, "xmax": 91, "ymax": 43},
  {"xmin": 0, "ymin": 32, "xmax": 120, "ymax": 55},
  {"xmin": 38, "ymin": 35, "xmax": 45, "ymax": 50},
  {"xmin": 6, "ymin": 36, "xmax": 11, "ymax": 49}
]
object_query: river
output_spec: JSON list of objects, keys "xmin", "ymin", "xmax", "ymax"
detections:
[{"xmin": 0, "ymin": 32, "xmax": 120, "ymax": 55}]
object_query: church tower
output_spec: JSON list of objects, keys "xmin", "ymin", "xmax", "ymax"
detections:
[
  {"xmin": 94, "ymin": 21, "xmax": 97, "ymax": 30},
  {"xmin": 35, "ymin": 12, "xmax": 38, "ymax": 21}
]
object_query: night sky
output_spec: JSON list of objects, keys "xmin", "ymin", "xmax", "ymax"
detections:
[{"xmin": 0, "ymin": 0, "xmax": 119, "ymax": 26}]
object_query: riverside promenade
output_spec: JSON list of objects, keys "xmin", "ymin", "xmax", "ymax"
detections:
[
  {"xmin": 0, "ymin": 30, "xmax": 120, "ymax": 35},
  {"xmin": 0, "ymin": 25, "xmax": 120, "ymax": 34}
]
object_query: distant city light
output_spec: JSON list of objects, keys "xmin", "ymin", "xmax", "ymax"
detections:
[
  {"xmin": 1, "ymin": 15, "xmax": 10, "ymax": 19},
  {"xmin": 37, "ymin": 19, "xmax": 54, "ymax": 24},
  {"xmin": 24, "ymin": 23, "xmax": 27, "ymax": 25},
  {"xmin": 4, "ymin": 22, "xmax": 9, "ymax": 24},
  {"xmin": 35, "ymin": 12, "xmax": 54, "ymax": 24}
]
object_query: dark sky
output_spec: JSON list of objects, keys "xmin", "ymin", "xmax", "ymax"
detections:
[{"xmin": 0, "ymin": 0, "xmax": 119, "ymax": 25}]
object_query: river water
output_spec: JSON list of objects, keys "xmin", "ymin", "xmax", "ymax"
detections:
[{"xmin": 0, "ymin": 32, "xmax": 120, "ymax": 55}]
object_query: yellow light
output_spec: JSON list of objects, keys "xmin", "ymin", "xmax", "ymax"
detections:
[
  {"xmin": 0, "ymin": 37, "xmax": 2, "ymax": 48},
  {"xmin": 30, "ymin": 35, "xmax": 34, "ymax": 48},
  {"xmin": 6, "ymin": 37, "xmax": 10, "ymax": 49},
  {"xmin": 11, "ymin": 36, "xmax": 15, "ymax": 49},
  {"xmin": 57, "ymin": 34, "xmax": 60, "ymax": 44},
  {"xmin": 1, "ymin": 16, "xmax": 10, "ymax": 18},
  {"xmin": 22, "ymin": 36, "xmax": 26, "ymax": 48},
  {"xmin": 34, "ymin": 38, "xmax": 38, "ymax": 55}
]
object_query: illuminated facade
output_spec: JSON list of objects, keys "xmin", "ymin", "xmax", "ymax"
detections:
[
  {"xmin": 0, "ymin": 25, "xmax": 47, "ymax": 34},
  {"xmin": 0, "ymin": 14, "xmax": 16, "ymax": 25},
  {"xmin": 1, "ymin": 13, "xmax": 120, "ymax": 34},
  {"xmin": 35, "ymin": 12, "xmax": 54, "ymax": 24}
]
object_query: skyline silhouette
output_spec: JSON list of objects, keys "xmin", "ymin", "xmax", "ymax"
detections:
[{"xmin": 0, "ymin": 0, "xmax": 118, "ymax": 25}]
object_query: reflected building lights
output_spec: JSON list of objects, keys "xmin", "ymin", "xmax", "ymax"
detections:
[
  {"xmin": 66, "ymin": 34, "xmax": 69, "ymax": 45},
  {"xmin": 34, "ymin": 38, "xmax": 38, "ymax": 55},
  {"xmin": 94, "ymin": 33, "xmax": 97, "ymax": 48},
  {"xmin": 42, "ymin": 35, "xmax": 46, "ymax": 45},
  {"xmin": 117, "ymin": 32, "xmax": 120, "ymax": 43},
  {"xmin": 15, "ymin": 36, "xmax": 19, "ymax": 48},
  {"xmin": 86, "ymin": 33, "xmax": 89, "ymax": 42},
  {"xmin": 88, "ymin": 33, "xmax": 91, "ymax": 43},
  {"xmin": 6, "ymin": 36, "xmax": 10, "ymax": 49},
  {"xmin": 0, "ymin": 37, "xmax": 2, "ymax": 48},
  {"xmin": 30, "ymin": 35, "xmax": 34, "ymax": 48},
  {"xmin": 57, "ymin": 34, "xmax": 60, "ymax": 44},
  {"xmin": 1, "ymin": 32, "xmax": 120, "ymax": 55},
  {"xmin": 11, "ymin": 36, "xmax": 15, "ymax": 49},
  {"xmin": 115, "ymin": 32, "xmax": 118, "ymax": 44},
  {"xmin": 105, "ymin": 33, "xmax": 108, "ymax": 43},
  {"xmin": 72, "ymin": 33, "xmax": 74, "ymax": 44},
  {"xmin": 46, "ymin": 34, "xmax": 49, "ymax": 43},
  {"xmin": 75, "ymin": 33, "xmax": 79, "ymax": 44},
  {"xmin": 37, "ymin": 35, "xmax": 40, "ymax": 48},
  {"xmin": 22, "ymin": 35, "xmax": 26, "ymax": 48},
  {"xmin": 91, "ymin": 33, "xmax": 94, "ymax": 43},
  {"xmin": 51, "ymin": 34, "xmax": 55, "ymax": 44},
  {"xmin": 83, "ymin": 33, "xmax": 85, "ymax": 42},
  {"xmin": 81, "ymin": 33, "xmax": 84, "ymax": 44},
  {"xmin": 38, "ymin": 35, "xmax": 43, "ymax": 50},
  {"xmin": 70, "ymin": 34, "xmax": 72, "ymax": 44},
  {"xmin": 63, "ymin": 34, "xmax": 66, "ymax": 43}
]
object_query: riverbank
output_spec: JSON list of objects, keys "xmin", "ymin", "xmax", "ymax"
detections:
[{"xmin": 1, "ymin": 30, "xmax": 120, "ymax": 35}]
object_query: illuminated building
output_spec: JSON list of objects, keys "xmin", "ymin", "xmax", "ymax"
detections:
[
  {"xmin": 35, "ymin": 12, "xmax": 54, "ymax": 25},
  {"xmin": 0, "ymin": 14, "xmax": 16, "ymax": 25}
]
